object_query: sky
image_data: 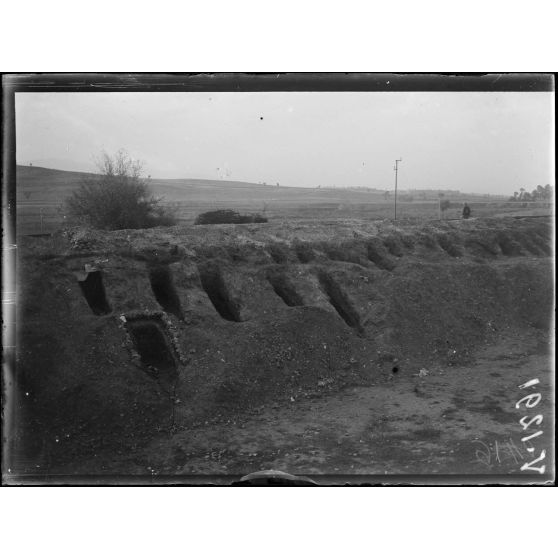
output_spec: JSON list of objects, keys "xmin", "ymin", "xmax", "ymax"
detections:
[{"xmin": 15, "ymin": 91, "xmax": 554, "ymax": 195}]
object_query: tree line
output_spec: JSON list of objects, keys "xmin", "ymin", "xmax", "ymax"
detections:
[{"xmin": 509, "ymin": 184, "xmax": 553, "ymax": 202}]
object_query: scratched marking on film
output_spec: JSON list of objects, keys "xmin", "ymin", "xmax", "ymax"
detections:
[{"xmin": 473, "ymin": 378, "xmax": 547, "ymax": 473}]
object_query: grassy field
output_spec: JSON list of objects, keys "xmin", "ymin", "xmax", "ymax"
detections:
[{"xmin": 15, "ymin": 165, "xmax": 553, "ymax": 235}]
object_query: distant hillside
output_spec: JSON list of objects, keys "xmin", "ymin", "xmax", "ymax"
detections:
[
  {"xmin": 16, "ymin": 165, "xmax": 387, "ymax": 206},
  {"xmin": 16, "ymin": 166, "xmax": 97, "ymax": 204}
]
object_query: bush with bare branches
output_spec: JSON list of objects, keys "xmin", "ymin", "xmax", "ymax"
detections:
[{"xmin": 66, "ymin": 150, "xmax": 176, "ymax": 230}]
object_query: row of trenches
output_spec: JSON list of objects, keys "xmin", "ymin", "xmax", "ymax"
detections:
[
  {"xmin": 73, "ymin": 224, "xmax": 550, "ymax": 374},
  {"xmin": 75, "ymin": 261, "xmax": 366, "ymax": 334},
  {"xmin": 77, "ymin": 265, "xmax": 185, "ymax": 319},
  {"xmin": 69, "ymin": 223, "xmax": 551, "ymax": 384},
  {"xmin": 75, "ymin": 224, "xmax": 550, "ymax": 323},
  {"xmin": 268, "ymin": 228, "xmax": 551, "ymax": 267},
  {"xmin": 267, "ymin": 237, "xmax": 403, "ymax": 269},
  {"xmin": 75, "ymin": 263, "xmax": 368, "ymax": 380}
]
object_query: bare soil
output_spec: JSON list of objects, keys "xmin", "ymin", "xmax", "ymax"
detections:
[
  {"xmin": 5, "ymin": 216, "xmax": 554, "ymax": 483},
  {"xmin": 59, "ymin": 329, "xmax": 553, "ymax": 480}
]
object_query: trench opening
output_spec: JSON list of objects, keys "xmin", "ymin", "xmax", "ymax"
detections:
[
  {"xmin": 294, "ymin": 243, "xmax": 315, "ymax": 263},
  {"xmin": 126, "ymin": 319, "xmax": 177, "ymax": 378},
  {"xmin": 149, "ymin": 266, "xmax": 184, "ymax": 319},
  {"xmin": 437, "ymin": 235, "xmax": 463, "ymax": 258},
  {"xmin": 318, "ymin": 272, "xmax": 363, "ymax": 333},
  {"xmin": 198, "ymin": 266, "xmax": 242, "ymax": 322},
  {"xmin": 464, "ymin": 238, "xmax": 499, "ymax": 257},
  {"xmin": 498, "ymin": 234, "xmax": 523, "ymax": 256},
  {"xmin": 268, "ymin": 274, "xmax": 304, "ymax": 307},
  {"xmin": 383, "ymin": 236, "xmax": 404, "ymax": 257},
  {"xmin": 78, "ymin": 271, "xmax": 111, "ymax": 315},
  {"xmin": 367, "ymin": 242, "xmax": 395, "ymax": 271},
  {"xmin": 267, "ymin": 243, "xmax": 290, "ymax": 264},
  {"xmin": 531, "ymin": 233, "xmax": 551, "ymax": 255}
]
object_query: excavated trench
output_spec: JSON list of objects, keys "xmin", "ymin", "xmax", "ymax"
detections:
[
  {"xmin": 366, "ymin": 240, "xmax": 396, "ymax": 271},
  {"xmin": 267, "ymin": 272, "xmax": 304, "ymax": 307},
  {"xmin": 318, "ymin": 271, "xmax": 363, "ymax": 334},
  {"xmin": 149, "ymin": 265, "xmax": 184, "ymax": 319},
  {"xmin": 78, "ymin": 270, "xmax": 111, "ymax": 315},
  {"xmin": 126, "ymin": 318, "xmax": 177, "ymax": 379},
  {"xmin": 198, "ymin": 264, "xmax": 242, "ymax": 322}
]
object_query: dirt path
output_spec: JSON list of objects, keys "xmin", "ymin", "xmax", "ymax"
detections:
[{"xmin": 76, "ymin": 331, "xmax": 549, "ymax": 480}]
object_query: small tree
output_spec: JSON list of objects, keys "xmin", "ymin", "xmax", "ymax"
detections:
[
  {"xmin": 66, "ymin": 149, "xmax": 176, "ymax": 230},
  {"xmin": 439, "ymin": 196, "xmax": 451, "ymax": 219},
  {"xmin": 440, "ymin": 199, "xmax": 451, "ymax": 212}
]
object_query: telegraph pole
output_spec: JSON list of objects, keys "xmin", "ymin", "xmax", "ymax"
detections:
[{"xmin": 393, "ymin": 158, "xmax": 402, "ymax": 220}]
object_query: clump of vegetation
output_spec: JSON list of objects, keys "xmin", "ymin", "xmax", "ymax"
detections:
[
  {"xmin": 66, "ymin": 149, "xmax": 177, "ymax": 230},
  {"xmin": 509, "ymin": 184, "xmax": 553, "ymax": 202},
  {"xmin": 194, "ymin": 209, "xmax": 268, "ymax": 225},
  {"xmin": 439, "ymin": 199, "xmax": 451, "ymax": 213}
]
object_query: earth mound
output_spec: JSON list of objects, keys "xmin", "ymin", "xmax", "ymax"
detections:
[{"xmin": 12, "ymin": 216, "xmax": 554, "ymax": 468}]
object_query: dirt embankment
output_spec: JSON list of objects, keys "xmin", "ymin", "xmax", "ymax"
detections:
[{"xmin": 10, "ymin": 217, "xmax": 554, "ymax": 472}]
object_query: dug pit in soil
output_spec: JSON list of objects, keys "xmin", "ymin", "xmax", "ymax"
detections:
[
  {"xmin": 148, "ymin": 265, "xmax": 184, "ymax": 319},
  {"xmin": 318, "ymin": 271, "xmax": 363, "ymax": 334},
  {"xmin": 78, "ymin": 270, "xmax": 111, "ymax": 315},
  {"xmin": 126, "ymin": 318, "xmax": 177, "ymax": 380},
  {"xmin": 198, "ymin": 264, "xmax": 242, "ymax": 322},
  {"xmin": 267, "ymin": 272, "xmax": 304, "ymax": 307}
]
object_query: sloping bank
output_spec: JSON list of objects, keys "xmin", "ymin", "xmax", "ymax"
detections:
[{"xmin": 12, "ymin": 216, "xmax": 553, "ymax": 467}]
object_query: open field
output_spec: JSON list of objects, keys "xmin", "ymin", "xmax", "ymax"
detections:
[
  {"xmin": 5, "ymin": 215, "xmax": 554, "ymax": 483},
  {"xmin": 15, "ymin": 165, "xmax": 553, "ymax": 235}
]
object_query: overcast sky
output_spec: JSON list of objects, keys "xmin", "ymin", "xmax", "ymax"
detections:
[{"xmin": 16, "ymin": 91, "xmax": 554, "ymax": 195}]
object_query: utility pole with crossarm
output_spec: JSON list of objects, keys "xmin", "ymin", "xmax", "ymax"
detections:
[{"xmin": 394, "ymin": 158, "xmax": 402, "ymax": 220}]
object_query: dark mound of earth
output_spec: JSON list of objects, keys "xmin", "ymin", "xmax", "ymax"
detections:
[{"xmin": 8, "ymin": 216, "xmax": 554, "ymax": 473}]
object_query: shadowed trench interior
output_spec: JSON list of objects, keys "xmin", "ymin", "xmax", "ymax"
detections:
[
  {"xmin": 268, "ymin": 273, "xmax": 304, "ymax": 307},
  {"xmin": 126, "ymin": 319, "xmax": 176, "ymax": 376},
  {"xmin": 149, "ymin": 265, "xmax": 184, "ymax": 319},
  {"xmin": 78, "ymin": 271, "xmax": 111, "ymax": 315},
  {"xmin": 318, "ymin": 271, "xmax": 363, "ymax": 333},
  {"xmin": 198, "ymin": 266, "xmax": 242, "ymax": 322}
]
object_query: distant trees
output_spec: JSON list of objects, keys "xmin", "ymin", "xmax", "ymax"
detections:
[
  {"xmin": 66, "ymin": 149, "xmax": 176, "ymax": 230},
  {"xmin": 509, "ymin": 184, "xmax": 553, "ymax": 202}
]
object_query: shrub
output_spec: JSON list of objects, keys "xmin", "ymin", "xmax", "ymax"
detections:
[
  {"xmin": 194, "ymin": 209, "xmax": 268, "ymax": 225},
  {"xmin": 439, "ymin": 199, "xmax": 451, "ymax": 212},
  {"xmin": 66, "ymin": 149, "xmax": 177, "ymax": 230}
]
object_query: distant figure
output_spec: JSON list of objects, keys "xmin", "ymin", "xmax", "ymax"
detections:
[{"xmin": 462, "ymin": 203, "xmax": 471, "ymax": 219}]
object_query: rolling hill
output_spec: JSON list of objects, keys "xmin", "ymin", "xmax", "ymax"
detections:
[{"xmin": 16, "ymin": 165, "xmax": 386, "ymax": 206}]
